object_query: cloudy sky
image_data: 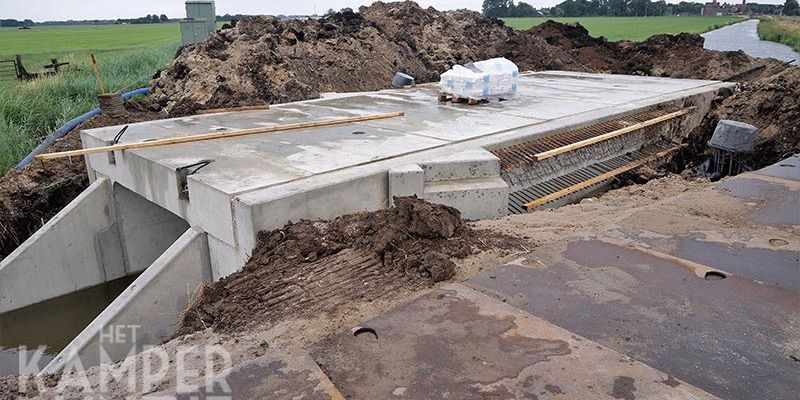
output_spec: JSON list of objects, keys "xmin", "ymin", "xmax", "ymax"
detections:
[{"xmin": 0, "ymin": 0, "xmax": 785, "ymax": 21}]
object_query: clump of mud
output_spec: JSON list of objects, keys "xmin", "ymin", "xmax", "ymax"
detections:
[{"xmin": 175, "ymin": 197, "xmax": 516, "ymax": 335}]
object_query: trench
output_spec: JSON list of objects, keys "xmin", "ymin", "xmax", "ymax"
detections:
[{"xmin": 0, "ymin": 275, "xmax": 140, "ymax": 376}]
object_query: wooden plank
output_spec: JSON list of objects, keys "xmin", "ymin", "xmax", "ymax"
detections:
[
  {"xmin": 524, "ymin": 145, "xmax": 685, "ymax": 209},
  {"xmin": 196, "ymin": 104, "xmax": 270, "ymax": 115},
  {"xmin": 35, "ymin": 111, "xmax": 405, "ymax": 161},
  {"xmin": 533, "ymin": 108, "xmax": 692, "ymax": 161}
]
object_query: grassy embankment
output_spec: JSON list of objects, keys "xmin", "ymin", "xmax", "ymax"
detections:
[
  {"xmin": 501, "ymin": 16, "xmax": 744, "ymax": 41},
  {"xmin": 0, "ymin": 24, "xmax": 180, "ymax": 172},
  {"xmin": 757, "ymin": 16, "xmax": 800, "ymax": 53}
]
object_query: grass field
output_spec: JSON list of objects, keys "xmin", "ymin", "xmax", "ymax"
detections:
[
  {"xmin": 0, "ymin": 23, "xmax": 180, "ymax": 68},
  {"xmin": 757, "ymin": 16, "xmax": 800, "ymax": 53},
  {"xmin": 501, "ymin": 16, "xmax": 744, "ymax": 41},
  {"xmin": 0, "ymin": 24, "xmax": 182, "ymax": 172}
]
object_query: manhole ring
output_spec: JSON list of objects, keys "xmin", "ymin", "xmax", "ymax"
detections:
[
  {"xmin": 704, "ymin": 270, "xmax": 727, "ymax": 281},
  {"xmin": 352, "ymin": 326, "xmax": 378, "ymax": 340},
  {"xmin": 769, "ymin": 238, "xmax": 789, "ymax": 247}
]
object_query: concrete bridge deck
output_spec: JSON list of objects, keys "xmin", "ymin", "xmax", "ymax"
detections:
[{"xmin": 81, "ymin": 71, "xmax": 731, "ymax": 279}]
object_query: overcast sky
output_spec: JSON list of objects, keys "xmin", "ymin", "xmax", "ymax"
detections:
[{"xmin": 0, "ymin": 0, "xmax": 786, "ymax": 21}]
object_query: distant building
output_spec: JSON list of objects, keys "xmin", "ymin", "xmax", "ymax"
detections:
[
  {"xmin": 727, "ymin": 0, "xmax": 750, "ymax": 14},
  {"xmin": 703, "ymin": 0, "xmax": 749, "ymax": 15},
  {"xmin": 703, "ymin": 0, "xmax": 722, "ymax": 16}
]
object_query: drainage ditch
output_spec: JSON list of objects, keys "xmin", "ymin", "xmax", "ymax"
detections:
[{"xmin": 0, "ymin": 274, "xmax": 139, "ymax": 376}]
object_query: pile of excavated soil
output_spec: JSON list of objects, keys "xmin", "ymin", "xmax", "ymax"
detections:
[
  {"xmin": 0, "ymin": 105, "xmax": 161, "ymax": 260},
  {"xmin": 151, "ymin": 3, "xmax": 789, "ymax": 116},
  {"xmin": 510, "ymin": 21, "xmax": 789, "ymax": 80},
  {"xmin": 715, "ymin": 68, "xmax": 800, "ymax": 165},
  {"xmin": 150, "ymin": 2, "xmax": 510, "ymax": 115},
  {"xmin": 175, "ymin": 197, "xmax": 517, "ymax": 335},
  {"xmin": 670, "ymin": 67, "xmax": 800, "ymax": 172}
]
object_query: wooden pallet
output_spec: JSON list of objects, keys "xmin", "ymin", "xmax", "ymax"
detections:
[{"xmin": 438, "ymin": 93, "xmax": 480, "ymax": 105}]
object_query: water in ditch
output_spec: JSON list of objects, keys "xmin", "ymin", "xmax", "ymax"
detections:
[
  {"xmin": 0, "ymin": 275, "xmax": 139, "ymax": 376},
  {"xmin": 703, "ymin": 19, "xmax": 800, "ymax": 66}
]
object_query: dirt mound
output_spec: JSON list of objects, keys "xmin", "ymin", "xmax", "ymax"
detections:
[
  {"xmin": 151, "ymin": 2, "xmax": 511, "ymax": 116},
  {"xmin": 0, "ymin": 105, "xmax": 161, "ymax": 260},
  {"xmin": 694, "ymin": 68, "xmax": 799, "ymax": 168},
  {"xmin": 614, "ymin": 33, "xmax": 788, "ymax": 80},
  {"xmin": 175, "ymin": 197, "xmax": 516, "ymax": 335}
]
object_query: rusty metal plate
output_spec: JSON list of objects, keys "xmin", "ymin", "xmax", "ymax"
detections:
[
  {"xmin": 670, "ymin": 235, "xmax": 799, "ymax": 291},
  {"xmin": 612, "ymin": 209, "xmax": 799, "ymax": 291},
  {"xmin": 752, "ymin": 154, "xmax": 800, "ymax": 182},
  {"xmin": 716, "ymin": 175, "xmax": 800, "ymax": 226},
  {"xmin": 175, "ymin": 349, "xmax": 344, "ymax": 400},
  {"xmin": 313, "ymin": 283, "xmax": 718, "ymax": 399},
  {"xmin": 470, "ymin": 239, "xmax": 800, "ymax": 400}
]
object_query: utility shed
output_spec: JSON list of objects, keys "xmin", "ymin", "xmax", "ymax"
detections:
[{"xmin": 181, "ymin": 0, "xmax": 216, "ymax": 45}]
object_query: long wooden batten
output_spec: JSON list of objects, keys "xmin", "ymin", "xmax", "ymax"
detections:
[
  {"xmin": 35, "ymin": 111, "xmax": 405, "ymax": 161},
  {"xmin": 533, "ymin": 108, "xmax": 692, "ymax": 161}
]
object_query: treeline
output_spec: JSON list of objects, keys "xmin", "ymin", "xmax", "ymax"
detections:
[
  {"xmin": 0, "ymin": 19, "xmax": 34, "ymax": 27},
  {"xmin": 483, "ymin": 0, "xmax": 786, "ymax": 17},
  {"xmin": 117, "ymin": 14, "xmax": 170, "ymax": 24},
  {"xmin": 482, "ymin": 0, "xmax": 541, "ymax": 17}
]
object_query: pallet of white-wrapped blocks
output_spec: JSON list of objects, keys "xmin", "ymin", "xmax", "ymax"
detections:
[{"xmin": 438, "ymin": 57, "xmax": 518, "ymax": 104}]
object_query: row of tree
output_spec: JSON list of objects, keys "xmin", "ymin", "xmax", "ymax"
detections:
[
  {"xmin": 785, "ymin": 0, "xmax": 800, "ymax": 15},
  {"xmin": 0, "ymin": 19, "xmax": 34, "ymax": 27},
  {"xmin": 482, "ymin": 0, "xmax": 791, "ymax": 17},
  {"xmin": 483, "ymin": 1, "xmax": 541, "ymax": 17},
  {"xmin": 117, "ymin": 14, "xmax": 169, "ymax": 24}
]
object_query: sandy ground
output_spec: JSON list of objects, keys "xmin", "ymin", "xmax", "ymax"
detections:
[{"xmin": 7, "ymin": 173, "xmax": 779, "ymax": 399}]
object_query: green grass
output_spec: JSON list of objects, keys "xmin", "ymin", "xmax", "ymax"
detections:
[
  {"xmin": 501, "ymin": 16, "xmax": 744, "ymax": 41},
  {"xmin": 0, "ymin": 23, "xmax": 180, "ymax": 67},
  {"xmin": 0, "ymin": 23, "xmax": 182, "ymax": 172},
  {"xmin": 757, "ymin": 16, "xmax": 800, "ymax": 53}
]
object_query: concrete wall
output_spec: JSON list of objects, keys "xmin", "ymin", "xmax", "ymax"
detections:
[
  {"xmin": 42, "ymin": 228, "xmax": 212, "ymax": 374},
  {"xmin": 114, "ymin": 184, "xmax": 190, "ymax": 274},
  {"xmin": 0, "ymin": 178, "xmax": 190, "ymax": 313},
  {"xmin": 0, "ymin": 179, "xmax": 115, "ymax": 313}
]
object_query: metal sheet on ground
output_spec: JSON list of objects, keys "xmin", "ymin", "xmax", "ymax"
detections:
[
  {"xmin": 716, "ymin": 174, "xmax": 800, "ymax": 226},
  {"xmin": 752, "ymin": 154, "xmax": 800, "ymax": 182},
  {"xmin": 469, "ymin": 239, "xmax": 800, "ymax": 400},
  {"xmin": 174, "ymin": 349, "xmax": 344, "ymax": 400},
  {"xmin": 612, "ymin": 209, "xmax": 800, "ymax": 292},
  {"xmin": 313, "ymin": 283, "xmax": 718, "ymax": 400}
]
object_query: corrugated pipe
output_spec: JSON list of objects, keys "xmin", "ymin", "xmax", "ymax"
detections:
[{"xmin": 16, "ymin": 87, "xmax": 151, "ymax": 170}]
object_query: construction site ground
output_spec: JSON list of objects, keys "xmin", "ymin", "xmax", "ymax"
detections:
[
  {"xmin": 2, "ymin": 2, "xmax": 799, "ymax": 260},
  {"xmin": 5, "ymin": 155, "xmax": 797, "ymax": 399},
  {"xmin": 1, "ymin": 3, "xmax": 799, "ymax": 399}
]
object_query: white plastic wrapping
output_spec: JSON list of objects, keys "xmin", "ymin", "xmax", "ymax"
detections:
[{"xmin": 439, "ymin": 57, "xmax": 519, "ymax": 100}]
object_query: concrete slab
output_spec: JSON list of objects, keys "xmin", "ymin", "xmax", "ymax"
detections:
[
  {"xmin": 716, "ymin": 174, "xmax": 800, "ymax": 226},
  {"xmin": 753, "ymin": 153, "xmax": 800, "ymax": 181},
  {"xmin": 173, "ymin": 349, "xmax": 344, "ymax": 400},
  {"xmin": 313, "ymin": 283, "xmax": 718, "ymax": 399},
  {"xmin": 469, "ymin": 239, "xmax": 800, "ymax": 400}
]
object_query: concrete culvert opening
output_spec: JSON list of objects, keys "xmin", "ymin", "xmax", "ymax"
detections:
[{"xmin": 704, "ymin": 271, "xmax": 728, "ymax": 281}]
